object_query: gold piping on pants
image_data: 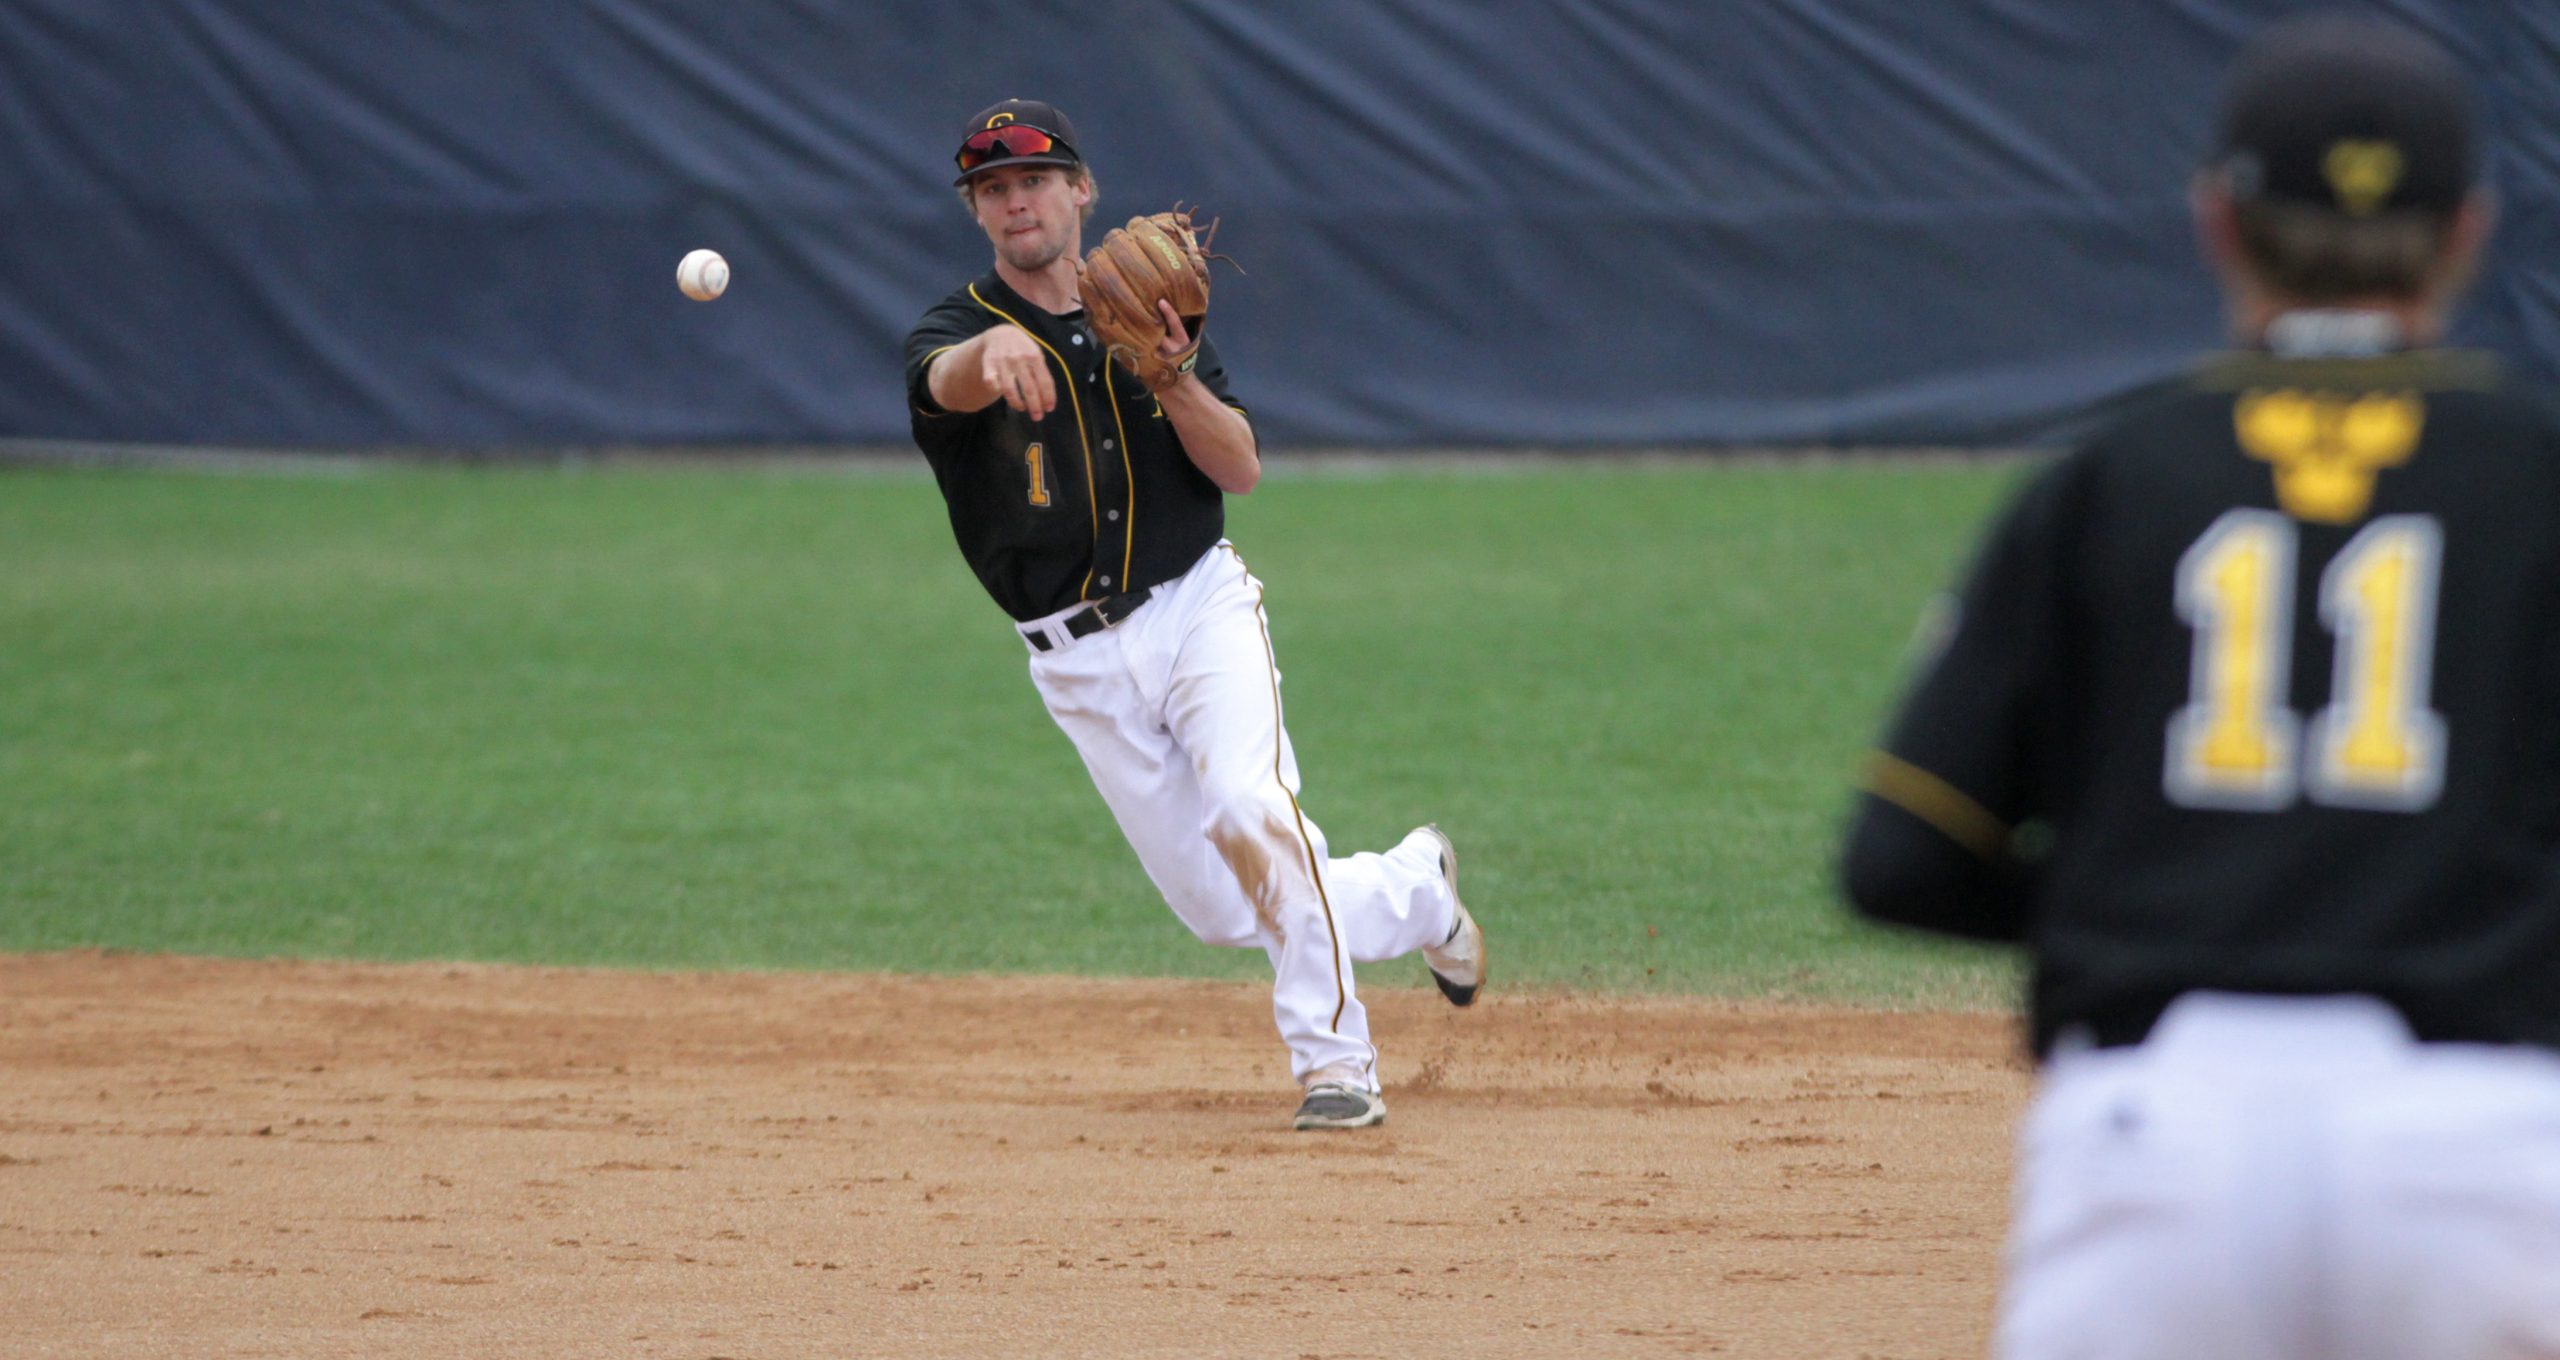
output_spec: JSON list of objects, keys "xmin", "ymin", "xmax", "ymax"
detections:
[{"xmin": 1225, "ymin": 545, "xmax": 1353, "ymax": 1038}]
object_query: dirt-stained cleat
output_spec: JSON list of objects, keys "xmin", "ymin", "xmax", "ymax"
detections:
[
  {"xmin": 1292, "ymin": 1080, "xmax": 1386, "ymax": 1130},
  {"xmin": 1419, "ymin": 824, "xmax": 1486, "ymax": 1007}
]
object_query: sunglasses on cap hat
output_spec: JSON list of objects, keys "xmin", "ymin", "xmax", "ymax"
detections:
[{"xmin": 955, "ymin": 124, "xmax": 1076, "ymax": 174}]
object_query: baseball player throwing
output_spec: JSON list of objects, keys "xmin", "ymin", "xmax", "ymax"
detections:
[
  {"xmin": 902, "ymin": 99, "xmax": 1485, "ymax": 1131},
  {"xmin": 1842, "ymin": 18, "xmax": 2560, "ymax": 1357}
]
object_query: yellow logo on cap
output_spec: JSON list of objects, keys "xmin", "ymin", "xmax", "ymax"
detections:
[
  {"xmin": 2235, "ymin": 388, "xmax": 2423, "ymax": 523},
  {"xmin": 986, "ymin": 112, "xmax": 1016, "ymax": 129},
  {"xmin": 2323, "ymin": 140, "xmax": 2404, "ymax": 217}
]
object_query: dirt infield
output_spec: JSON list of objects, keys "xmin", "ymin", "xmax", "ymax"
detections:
[{"xmin": 0, "ymin": 952, "xmax": 2028, "ymax": 1358}]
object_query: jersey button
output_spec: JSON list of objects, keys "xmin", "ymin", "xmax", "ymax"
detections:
[
  {"xmin": 1099, "ymin": 575, "xmax": 1113, "ymax": 587},
  {"xmin": 1070, "ymin": 334, "xmax": 1086, "ymax": 345},
  {"xmin": 1107, "ymin": 510, "xmax": 1120, "ymax": 522},
  {"xmin": 1103, "ymin": 440, "xmax": 1114, "ymax": 451}
]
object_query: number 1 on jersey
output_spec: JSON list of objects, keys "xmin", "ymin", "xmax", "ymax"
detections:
[
  {"xmin": 2167, "ymin": 509, "xmax": 2444, "ymax": 812},
  {"xmin": 2310, "ymin": 517, "xmax": 2445, "ymax": 808},
  {"xmin": 1025, "ymin": 441, "xmax": 1051, "ymax": 507},
  {"xmin": 2168, "ymin": 511, "xmax": 2299, "ymax": 809}
]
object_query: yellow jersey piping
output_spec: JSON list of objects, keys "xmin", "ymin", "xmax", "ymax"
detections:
[
  {"xmin": 1858, "ymin": 751, "xmax": 2012, "ymax": 862},
  {"xmin": 1100, "ymin": 363, "xmax": 1138, "ymax": 592},
  {"xmin": 969, "ymin": 284, "xmax": 1100, "ymax": 600},
  {"xmin": 2192, "ymin": 348, "xmax": 2499, "ymax": 393},
  {"xmin": 912, "ymin": 345, "xmax": 962, "ymax": 418}
]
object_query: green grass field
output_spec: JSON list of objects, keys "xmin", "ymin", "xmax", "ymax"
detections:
[{"xmin": 0, "ymin": 459, "xmax": 2027, "ymax": 1007}]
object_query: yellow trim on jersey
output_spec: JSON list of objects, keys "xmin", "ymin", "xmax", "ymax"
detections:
[
  {"xmin": 913, "ymin": 345, "xmax": 961, "ymax": 418},
  {"xmin": 1100, "ymin": 364, "xmax": 1138, "ymax": 592},
  {"xmin": 2193, "ymin": 348, "xmax": 2498, "ymax": 394},
  {"xmin": 969, "ymin": 284, "xmax": 1101, "ymax": 600},
  {"xmin": 1859, "ymin": 752, "xmax": 2012, "ymax": 862}
]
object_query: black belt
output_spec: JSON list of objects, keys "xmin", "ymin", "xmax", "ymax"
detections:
[{"xmin": 1022, "ymin": 586, "xmax": 1155, "ymax": 652}]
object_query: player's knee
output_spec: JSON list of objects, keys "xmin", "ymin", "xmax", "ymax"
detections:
[
  {"xmin": 1198, "ymin": 778, "xmax": 1287, "ymax": 851},
  {"xmin": 1200, "ymin": 788, "xmax": 1298, "ymax": 896}
]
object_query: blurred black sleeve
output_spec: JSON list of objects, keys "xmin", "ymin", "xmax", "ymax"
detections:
[
  {"xmin": 1837, "ymin": 456, "xmax": 2080, "ymax": 944},
  {"xmin": 1840, "ymin": 789, "xmax": 2030, "ymax": 942}
]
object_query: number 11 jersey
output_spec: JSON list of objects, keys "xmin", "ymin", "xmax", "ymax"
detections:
[{"xmin": 1849, "ymin": 343, "xmax": 2560, "ymax": 1055}]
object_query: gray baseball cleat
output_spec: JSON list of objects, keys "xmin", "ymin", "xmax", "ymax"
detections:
[
  {"xmin": 1293, "ymin": 1080, "xmax": 1386, "ymax": 1131},
  {"xmin": 1419, "ymin": 824, "xmax": 1486, "ymax": 1007}
]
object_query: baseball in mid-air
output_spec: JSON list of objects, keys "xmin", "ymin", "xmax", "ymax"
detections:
[{"xmin": 676, "ymin": 248, "xmax": 729, "ymax": 301}]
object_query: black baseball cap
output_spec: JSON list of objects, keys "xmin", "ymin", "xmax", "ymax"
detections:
[
  {"xmin": 2213, "ymin": 15, "xmax": 2478, "ymax": 218},
  {"xmin": 951, "ymin": 99, "xmax": 1083, "ymax": 186}
]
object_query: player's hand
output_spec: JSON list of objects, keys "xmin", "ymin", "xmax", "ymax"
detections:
[
  {"xmin": 980, "ymin": 326, "xmax": 1056, "ymax": 421},
  {"xmin": 1153, "ymin": 301, "xmax": 1195, "ymax": 386},
  {"xmin": 1153, "ymin": 301, "xmax": 1190, "ymax": 355}
]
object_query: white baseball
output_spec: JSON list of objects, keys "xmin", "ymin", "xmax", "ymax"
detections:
[{"xmin": 677, "ymin": 248, "xmax": 729, "ymax": 301}]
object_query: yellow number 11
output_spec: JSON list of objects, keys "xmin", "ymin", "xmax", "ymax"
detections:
[{"xmin": 2166, "ymin": 510, "xmax": 2444, "ymax": 812}]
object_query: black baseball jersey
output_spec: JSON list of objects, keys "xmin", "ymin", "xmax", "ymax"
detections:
[
  {"xmin": 904, "ymin": 270, "xmax": 1245, "ymax": 622},
  {"xmin": 1842, "ymin": 343, "xmax": 2560, "ymax": 1055}
]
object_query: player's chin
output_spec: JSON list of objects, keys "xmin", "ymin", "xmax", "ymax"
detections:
[{"xmin": 999, "ymin": 236, "xmax": 1066, "ymax": 273}]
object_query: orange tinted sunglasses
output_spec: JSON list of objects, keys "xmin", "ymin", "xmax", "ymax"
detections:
[{"xmin": 956, "ymin": 125, "xmax": 1072, "ymax": 173}]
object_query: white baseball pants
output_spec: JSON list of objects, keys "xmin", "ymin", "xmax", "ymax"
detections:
[
  {"xmin": 1998, "ymin": 992, "xmax": 2560, "ymax": 1360},
  {"xmin": 1021, "ymin": 541, "xmax": 1459, "ymax": 1091}
]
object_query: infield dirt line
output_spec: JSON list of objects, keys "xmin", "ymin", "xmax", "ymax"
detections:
[{"xmin": 0, "ymin": 951, "xmax": 2027, "ymax": 1359}]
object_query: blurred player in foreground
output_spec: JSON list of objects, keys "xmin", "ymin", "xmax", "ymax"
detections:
[
  {"xmin": 1841, "ymin": 17, "xmax": 2560, "ymax": 1357},
  {"xmin": 901, "ymin": 100, "xmax": 1485, "ymax": 1131}
]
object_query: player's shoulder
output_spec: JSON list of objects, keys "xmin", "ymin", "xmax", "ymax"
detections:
[
  {"xmin": 2078, "ymin": 347, "xmax": 2560, "ymax": 460},
  {"xmin": 906, "ymin": 271, "xmax": 1009, "ymax": 341},
  {"xmin": 2186, "ymin": 344, "xmax": 2507, "ymax": 397},
  {"xmin": 2190, "ymin": 346, "xmax": 2560, "ymax": 434}
]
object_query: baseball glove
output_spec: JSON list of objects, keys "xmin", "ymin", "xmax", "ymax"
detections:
[{"xmin": 1078, "ymin": 208, "xmax": 1216, "ymax": 393}]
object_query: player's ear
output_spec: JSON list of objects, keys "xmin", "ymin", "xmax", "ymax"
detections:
[
  {"xmin": 2425, "ymin": 185, "xmax": 2498, "ymax": 314},
  {"xmin": 2189, "ymin": 171, "xmax": 2272, "ymax": 339},
  {"xmin": 2443, "ymin": 187, "xmax": 2498, "ymax": 275}
]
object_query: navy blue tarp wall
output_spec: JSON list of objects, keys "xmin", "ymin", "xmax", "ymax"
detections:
[{"xmin": 3, "ymin": 2, "xmax": 2555, "ymax": 449}]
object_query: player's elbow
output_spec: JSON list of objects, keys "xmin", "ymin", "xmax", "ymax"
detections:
[
  {"xmin": 1214, "ymin": 411, "xmax": 1260, "ymax": 494},
  {"xmin": 1839, "ymin": 822, "xmax": 1925, "ymax": 928},
  {"xmin": 1839, "ymin": 844, "xmax": 1942, "ymax": 933},
  {"xmin": 1838, "ymin": 799, "xmax": 2029, "ymax": 943}
]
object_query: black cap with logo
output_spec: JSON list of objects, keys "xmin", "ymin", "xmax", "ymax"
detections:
[
  {"xmin": 2213, "ymin": 15, "xmax": 2478, "ymax": 218},
  {"xmin": 951, "ymin": 99, "xmax": 1084, "ymax": 187}
]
